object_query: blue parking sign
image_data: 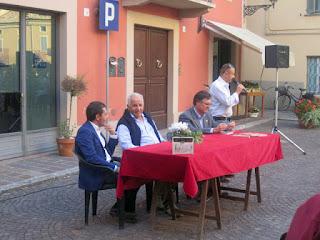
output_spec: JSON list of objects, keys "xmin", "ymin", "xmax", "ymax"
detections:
[{"xmin": 99, "ymin": 0, "xmax": 119, "ymax": 31}]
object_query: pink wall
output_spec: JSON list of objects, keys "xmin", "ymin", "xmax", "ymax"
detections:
[
  {"xmin": 77, "ymin": 1, "xmax": 242, "ymax": 123},
  {"xmin": 178, "ymin": 0, "xmax": 242, "ymax": 111}
]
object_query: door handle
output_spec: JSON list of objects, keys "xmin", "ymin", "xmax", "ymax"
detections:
[
  {"xmin": 156, "ymin": 59, "xmax": 163, "ymax": 69},
  {"xmin": 135, "ymin": 58, "xmax": 143, "ymax": 68}
]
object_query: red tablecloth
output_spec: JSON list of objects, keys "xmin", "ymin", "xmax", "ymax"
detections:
[{"xmin": 116, "ymin": 132, "xmax": 283, "ymax": 198}]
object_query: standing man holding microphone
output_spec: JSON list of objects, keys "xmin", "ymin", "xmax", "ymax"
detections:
[{"xmin": 209, "ymin": 63, "xmax": 245, "ymax": 128}]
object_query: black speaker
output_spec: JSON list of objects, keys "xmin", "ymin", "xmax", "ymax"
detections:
[{"xmin": 265, "ymin": 45, "xmax": 289, "ymax": 68}]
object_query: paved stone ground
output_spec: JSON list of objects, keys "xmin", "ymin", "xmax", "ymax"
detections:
[{"xmin": 0, "ymin": 118, "xmax": 319, "ymax": 240}]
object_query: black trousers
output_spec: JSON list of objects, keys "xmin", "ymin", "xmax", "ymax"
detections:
[{"xmin": 124, "ymin": 182, "xmax": 153, "ymax": 213}]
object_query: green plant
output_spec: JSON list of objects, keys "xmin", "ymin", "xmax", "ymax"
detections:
[
  {"xmin": 242, "ymin": 81, "xmax": 260, "ymax": 89},
  {"xmin": 59, "ymin": 75, "xmax": 87, "ymax": 138},
  {"xmin": 58, "ymin": 120, "xmax": 76, "ymax": 139},
  {"xmin": 168, "ymin": 122, "xmax": 203, "ymax": 144},
  {"xmin": 294, "ymin": 98, "xmax": 319, "ymax": 119},
  {"xmin": 248, "ymin": 106, "xmax": 260, "ymax": 113},
  {"xmin": 300, "ymin": 108, "xmax": 320, "ymax": 128}
]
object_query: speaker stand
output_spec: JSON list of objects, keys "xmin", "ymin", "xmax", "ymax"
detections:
[{"xmin": 272, "ymin": 68, "xmax": 306, "ymax": 155}]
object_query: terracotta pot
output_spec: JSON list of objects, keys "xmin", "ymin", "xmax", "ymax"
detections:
[
  {"xmin": 56, "ymin": 138, "xmax": 75, "ymax": 157},
  {"xmin": 298, "ymin": 120, "xmax": 315, "ymax": 129}
]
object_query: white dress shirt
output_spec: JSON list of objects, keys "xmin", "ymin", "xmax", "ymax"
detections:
[
  {"xmin": 89, "ymin": 121, "xmax": 117, "ymax": 163},
  {"xmin": 209, "ymin": 76, "xmax": 239, "ymax": 117},
  {"xmin": 117, "ymin": 113, "xmax": 164, "ymax": 150},
  {"xmin": 193, "ymin": 107, "xmax": 214, "ymax": 133}
]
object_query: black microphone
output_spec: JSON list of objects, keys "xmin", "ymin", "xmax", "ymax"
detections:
[{"xmin": 232, "ymin": 79, "xmax": 247, "ymax": 93}]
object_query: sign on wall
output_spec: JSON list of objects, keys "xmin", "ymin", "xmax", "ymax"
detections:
[{"xmin": 99, "ymin": 0, "xmax": 119, "ymax": 31}]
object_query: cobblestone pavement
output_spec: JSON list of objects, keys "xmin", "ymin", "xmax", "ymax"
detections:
[{"xmin": 0, "ymin": 119, "xmax": 319, "ymax": 240}]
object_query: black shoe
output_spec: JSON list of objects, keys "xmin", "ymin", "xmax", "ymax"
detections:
[
  {"xmin": 109, "ymin": 203, "xmax": 118, "ymax": 217},
  {"xmin": 124, "ymin": 212, "xmax": 138, "ymax": 224}
]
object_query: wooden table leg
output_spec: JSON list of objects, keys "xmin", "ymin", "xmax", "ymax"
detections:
[
  {"xmin": 245, "ymin": 95, "xmax": 249, "ymax": 117},
  {"xmin": 198, "ymin": 180, "xmax": 209, "ymax": 240},
  {"xmin": 255, "ymin": 167, "xmax": 262, "ymax": 203},
  {"xmin": 244, "ymin": 169, "xmax": 252, "ymax": 211},
  {"xmin": 151, "ymin": 181, "xmax": 159, "ymax": 228},
  {"xmin": 211, "ymin": 178, "xmax": 221, "ymax": 229},
  {"xmin": 118, "ymin": 197, "xmax": 125, "ymax": 229},
  {"xmin": 167, "ymin": 184, "xmax": 176, "ymax": 220}
]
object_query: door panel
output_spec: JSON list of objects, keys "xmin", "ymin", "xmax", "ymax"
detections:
[
  {"xmin": 0, "ymin": 10, "xmax": 21, "ymax": 134},
  {"xmin": 134, "ymin": 25, "xmax": 168, "ymax": 129}
]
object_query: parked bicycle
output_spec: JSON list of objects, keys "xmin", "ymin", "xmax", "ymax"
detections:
[{"xmin": 275, "ymin": 82, "xmax": 309, "ymax": 111}]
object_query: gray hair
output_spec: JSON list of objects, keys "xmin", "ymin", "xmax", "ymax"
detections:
[{"xmin": 127, "ymin": 92, "xmax": 144, "ymax": 106}]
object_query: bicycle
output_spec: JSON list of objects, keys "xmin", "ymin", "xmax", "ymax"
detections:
[{"xmin": 275, "ymin": 82, "xmax": 307, "ymax": 111}]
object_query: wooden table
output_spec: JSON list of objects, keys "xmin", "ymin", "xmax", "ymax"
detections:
[
  {"xmin": 237, "ymin": 91, "xmax": 266, "ymax": 117},
  {"xmin": 117, "ymin": 132, "xmax": 283, "ymax": 239}
]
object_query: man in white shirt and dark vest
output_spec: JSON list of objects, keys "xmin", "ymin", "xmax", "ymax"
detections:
[{"xmin": 117, "ymin": 92, "xmax": 165, "ymax": 221}]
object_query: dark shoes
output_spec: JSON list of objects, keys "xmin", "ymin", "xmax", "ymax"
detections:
[{"xmin": 109, "ymin": 204, "xmax": 137, "ymax": 224}]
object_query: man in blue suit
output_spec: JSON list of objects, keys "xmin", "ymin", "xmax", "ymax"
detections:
[{"xmin": 75, "ymin": 101, "xmax": 120, "ymax": 216}]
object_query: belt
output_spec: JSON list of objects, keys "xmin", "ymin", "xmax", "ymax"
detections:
[{"xmin": 213, "ymin": 116, "xmax": 231, "ymax": 121}]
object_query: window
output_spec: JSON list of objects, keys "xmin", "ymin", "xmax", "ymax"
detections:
[
  {"xmin": 307, "ymin": 0, "xmax": 320, "ymax": 14},
  {"xmin": 307, "ymin": 57, "xmax": 320, "ymax": 94},
  {"xmin": 40, "ymin": 35, "xmax": 48, "ymax": 52},
  {"xmin": 0, "ymin": 38, "xmax": 3, "ymax": 52},
  {"xmin": 40, "ymin": 25, "xmax": 46, "ymax": 32}
]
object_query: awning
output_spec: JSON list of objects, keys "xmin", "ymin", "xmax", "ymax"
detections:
[{"xmin": 203, "ymin": 20, "xmax": 274, "ymax": 65}]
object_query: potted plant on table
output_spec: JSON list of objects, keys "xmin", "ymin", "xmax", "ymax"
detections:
[
  {"xmin": 248, "ymin": 106, "xmax": 260, "ymax": 118},
  {"xmin": 57, "ymin": 75, "xmax": 87, "ymax": 157},
  {"xmin": 294, "ymin": 98, "xmax": 320, "ymax": 128}
]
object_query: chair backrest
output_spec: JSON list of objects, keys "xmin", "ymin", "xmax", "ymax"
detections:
[{"xmin": 75, "ymin": 152, "xmax": 117, "ymax": 190}]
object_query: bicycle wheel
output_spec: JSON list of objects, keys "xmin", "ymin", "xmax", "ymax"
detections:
[{"xmin": 274, "ymin": 94, "xmax": 291, "ymax": 111}]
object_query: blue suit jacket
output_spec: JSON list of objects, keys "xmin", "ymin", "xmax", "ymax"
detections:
[{"xmin": 75, "ymin": 121, "xmax": 118, "ymax": 191}]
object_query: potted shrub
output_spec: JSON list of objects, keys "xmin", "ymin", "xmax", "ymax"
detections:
[
  {"xmin": 294, "ymin": 98, "xmax": 320, "ymax": 129},
  {"xmin": 57, "ymin": 75, "xmax": 87, "ymax": 157},
  {"xmin": 248, "ymin": 106, "xmax": 260, "ymax": 118}
]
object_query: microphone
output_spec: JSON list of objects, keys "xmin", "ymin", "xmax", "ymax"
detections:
[{"xmin": 232, "ymin": 79, "xmax": 247, "ymax": 93}]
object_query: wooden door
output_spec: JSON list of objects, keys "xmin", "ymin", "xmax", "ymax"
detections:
[{"xmin": 134, "ymin": 25, "xmax": 168, "ymax": 129}]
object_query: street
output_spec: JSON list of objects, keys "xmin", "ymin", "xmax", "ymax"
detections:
[{"xmin": 1, "ymin": 120, "xmax": 319, "ymax": 240}]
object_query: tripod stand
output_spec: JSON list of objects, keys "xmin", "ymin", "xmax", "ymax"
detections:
[{"xmin": 272, "ymin": 68, "xmax": 306, "ymax": 155}]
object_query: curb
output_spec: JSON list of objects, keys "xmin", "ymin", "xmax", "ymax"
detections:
[{"xmin": 0, "ymin": 167, "xmax": 78, "ymax": 194}]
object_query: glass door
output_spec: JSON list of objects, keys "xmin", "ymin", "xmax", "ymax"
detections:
[
  {"xmin": 25, "ymin": 12, "xmax": 56, "ymax": 154},
  {"xmin": 0, "ymin": 9, "xmax": 23, "ymax": 159},
  {"xmin": 0, "ymin": 8, "xmax": 57, "ymax": 159}
]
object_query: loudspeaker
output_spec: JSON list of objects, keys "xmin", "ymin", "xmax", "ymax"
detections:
[{"xmin": 265, "ymin": 45, "xmax": 289, "ymax": 68}]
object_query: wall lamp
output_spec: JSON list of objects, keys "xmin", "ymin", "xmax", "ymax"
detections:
[{"xmin": 244, "ymin": 0, "xmax": 278, "ymax": 16}]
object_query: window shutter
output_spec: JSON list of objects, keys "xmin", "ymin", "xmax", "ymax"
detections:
[{"xmin": 307, "ymin": 0, "xmax": 315, "ymax": 14}]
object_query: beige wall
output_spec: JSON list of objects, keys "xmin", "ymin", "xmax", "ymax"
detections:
[
  {"xmin": 0, "ymin": 0, "xmax": 77, "ymax": 123},
  {"xmin": 242, "ymin": 0, "xmax": 320, "ymax": 107}
]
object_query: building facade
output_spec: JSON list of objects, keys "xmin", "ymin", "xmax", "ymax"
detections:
[
  {"xmin": 241, "ymin": 0, "xmax": 320, "ymax": 107},
  {"xmin": 0, "ymin": 0, "xmax": 247, "ymax": 160}
]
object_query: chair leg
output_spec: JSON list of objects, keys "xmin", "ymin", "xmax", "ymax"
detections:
[
  {"xmin": 92, "ymin": 191, "xmax": 98, "ymax": 216},
  {"xmin": 85, "ymin": 191, "xmax": 91, "ymax": 225},
  {"xmin": 145, "ymin": 182, "xmax": 153, "ymax": 212}
]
